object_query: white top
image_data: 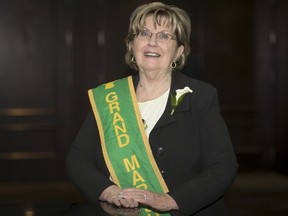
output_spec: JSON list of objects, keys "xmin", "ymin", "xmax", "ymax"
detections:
[{"xmin": 138, "ymin": 88, "xmax": 170, "ymax": 138}]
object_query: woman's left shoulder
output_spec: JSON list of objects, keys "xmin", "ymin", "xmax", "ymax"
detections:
[{"xmin": 174, "ymin": 72, "xmax": 217, "ymax": 98}]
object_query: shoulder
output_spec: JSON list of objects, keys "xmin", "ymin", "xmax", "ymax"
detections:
[
  {"xmin": 173, "ymin": 73, "xmax": 222, "ymax": 119},
  {"xmin": 172, "ymin": 72, "xmax": 217, "ymax": 100}
]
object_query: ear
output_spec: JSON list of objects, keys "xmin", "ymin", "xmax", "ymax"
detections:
[{"xmin": 175, "ymin": 45, "xmax": 184, "ymax": 60}]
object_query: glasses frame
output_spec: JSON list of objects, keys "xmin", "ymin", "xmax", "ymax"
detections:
[{"xmin": 133, "ymin": 29, "xmax": 176, "ymax": 43}]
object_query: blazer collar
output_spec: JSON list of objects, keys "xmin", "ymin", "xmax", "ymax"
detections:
[{"xmin": 132, "ymin": 72, "xmax": 191, "ymax": 129}]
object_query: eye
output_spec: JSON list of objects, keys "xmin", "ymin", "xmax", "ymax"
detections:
[{"xmin": 139, "ymin": 30, "xmax": 150, "ymax": 37}]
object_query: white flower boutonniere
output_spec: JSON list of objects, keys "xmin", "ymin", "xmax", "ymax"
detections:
[{"xmin": 170, "ymin": 86, "xmax": 193, "ymax": 115}]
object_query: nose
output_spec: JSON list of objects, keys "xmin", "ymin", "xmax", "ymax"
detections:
[{"xmin": 148, "ymin": 33, "xmax": 157, "ymax": 46}]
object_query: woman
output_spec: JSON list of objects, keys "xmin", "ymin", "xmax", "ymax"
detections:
[{"xmin": 66, "ymin": 2, "xmax": 238, "ymax": 216}]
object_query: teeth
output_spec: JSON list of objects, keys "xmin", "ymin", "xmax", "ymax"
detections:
[{"xmin": 144, "ymin": 52, "xmax": 160, "ymax": 57}]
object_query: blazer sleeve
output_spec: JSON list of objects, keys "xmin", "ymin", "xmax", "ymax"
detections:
[
  {"xmin": 65, "ymin": 110, "xmax": 115, "ymax": 202},
  {"xmin": 169, "ymin": 86, "xmax": 238, "ymax": 215}
]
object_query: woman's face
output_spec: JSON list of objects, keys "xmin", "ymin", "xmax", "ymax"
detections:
[{"xmin": 132, "ymin": 15, "xmax": 184, "ymax": 74}]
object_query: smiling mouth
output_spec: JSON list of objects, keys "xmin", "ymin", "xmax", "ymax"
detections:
[{"xmin": 144, "ymin": 52, "xmax": 160, "ymax": 57}]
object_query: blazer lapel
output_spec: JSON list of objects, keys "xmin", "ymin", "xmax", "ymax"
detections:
[{"xmin": 154, "ymin": 72, "xmax": 191, "ymax": 129}]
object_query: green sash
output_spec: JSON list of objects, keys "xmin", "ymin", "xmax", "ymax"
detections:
[{"xmin": 88, "ymin": 76, "xmax": 170, "ymax": 215}]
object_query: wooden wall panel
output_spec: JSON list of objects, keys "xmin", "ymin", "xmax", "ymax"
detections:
[
  {"xmin": 275, "ymin": 0, "xmax": 288, "ymax": 173},
  {"xmin": 0, "ymin": 0, "xmax": 66, "ymax": 180}
]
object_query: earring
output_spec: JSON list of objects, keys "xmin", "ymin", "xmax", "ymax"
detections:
[
  {"xmin": 171, "ymin": 61, "xmax": 177, "ymax": 69},
  {"xmin": 131, "ymin": 56, "xmax": 136, "ymax": 63}
]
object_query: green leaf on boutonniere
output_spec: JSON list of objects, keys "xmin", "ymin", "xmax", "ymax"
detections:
[{"xmin": 170, "ymin": 94, "xmax": 177, "ymax": 115}]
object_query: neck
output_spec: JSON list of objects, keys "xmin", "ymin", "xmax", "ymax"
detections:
[{"xmin": 136, "ymin": 71, "xmax": 172, "ymax": 102}]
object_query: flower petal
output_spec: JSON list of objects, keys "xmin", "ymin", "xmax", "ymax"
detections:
[{"xmin": 175, "ymin": 86, "xmax": 193, "ymax": 101}]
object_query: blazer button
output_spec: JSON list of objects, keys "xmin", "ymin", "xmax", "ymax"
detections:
[
  {"xmin": 156, "ymin": 147, "xmax": 164, "ymax": 156},
  {"xmin": 161, "ymin": 170, "xmax": 166, "ymax": 178}
]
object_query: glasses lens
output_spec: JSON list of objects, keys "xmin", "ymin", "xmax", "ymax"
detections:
[
  {"xmin": 156, "ymin": 32, "xmax": 171, "ymax": 43},
  {"xmin": 137, "ymin": 30, "xmax": 150, "ymax": 40},
  {"xmin": 136, "ymin": 30, "xmax": 174, "ymax": 43}
]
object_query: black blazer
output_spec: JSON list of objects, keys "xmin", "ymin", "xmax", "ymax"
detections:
[{"xmin": 66, "ymin": 72, "xmax": 238, "ymax": 216}]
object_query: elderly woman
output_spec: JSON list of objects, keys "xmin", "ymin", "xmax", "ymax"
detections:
[{"xmin": 66, "ymin": 2, "xmax": 238, "ymax": 216}]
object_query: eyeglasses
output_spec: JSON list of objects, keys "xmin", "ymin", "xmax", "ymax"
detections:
[{"xmin": 134, "ymin": 30, "xmax": 176, "ymax": 43}]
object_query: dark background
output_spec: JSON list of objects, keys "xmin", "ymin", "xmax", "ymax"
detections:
[{"xmin": 0, "ymin": 0, "xmax": 287, "ymax": 215}]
